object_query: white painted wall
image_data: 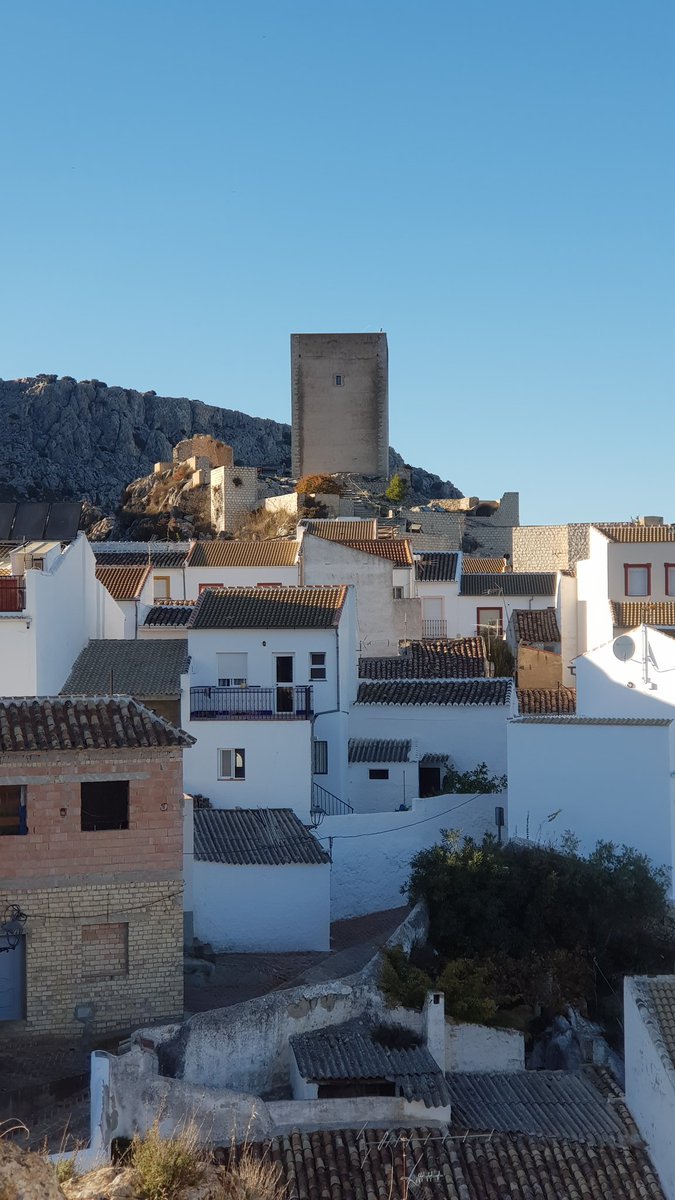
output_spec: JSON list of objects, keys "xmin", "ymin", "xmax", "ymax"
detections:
[
  {"xmin": 349, "ymin": 696, "xmax": 513, "ymax": 776},
  {"xmin": 507, "ymin": 718, "xmax": 675, "ymax": 888},
  {"xmin": 183, "ymin": 563, "xmax": 299, "ymax": 601},
  {"xmin": 348, "ymin": 760, "xmax": 415, "ymax": 812},
  {"xmin": 446, "ymin": 1021, "xmax": 524, "ymax": 1072},
  {"xmin": 182, "ymin": 710, "xmax": 312, "ymax": 817},
  {"xmin": 608, "ymin": 541, "xmax": 675, "ymax": 604},
  {"xmin": 302, "ymin": 535, "xmax": 420, "ymax": 655},
  {"xmin": 0, "ymin": 534, "xmax": 124, "ymax": 695},
  {"xmin": 318, "ymin": 791, "xmax": 505, "ymax": 919},
  {"xmin": 557, "ymin": 572, "xmax": 578, "ymax": 685},
  {"xmin": 625, "ymin": 977, "xmax": 675, "ymax": 1200},
  {"xmin": 576, "ymin": 526, "xmax": 612, "ymax": 655},
  {"xmin": 576, "ymin": 626, "xmax": 675, "ymax": 720},
  {"xmin": 452, "ymin": 592, "xmax": 556, "ymax": 640},
  {"xmin": 192, "ymin": 861, "xmax": 331, "ymax": 951}
]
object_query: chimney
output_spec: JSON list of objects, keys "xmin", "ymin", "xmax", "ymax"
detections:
[{"xmin": 424, "ymin": 990, "xmax": 446, "ymax": 1073}]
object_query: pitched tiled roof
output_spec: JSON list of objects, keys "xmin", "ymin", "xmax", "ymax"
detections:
[
  {"xmin": 193, "ymin": 808, "xmax": 330, "ymax": 866},
  {"xmin": 261, "ymin": 1125, "xmax": 664, "ymax": 1200},
  {"xmin": 144, "ymin": 602, "xmax": 196, "ymax": 627},
  {"xmin": 597, "ymin": 523, "xmax": 675, "ymax": 542},
  {"xmin": 356, "ymin": 678, "xmax": 512, "ymax": 706},
  {"xmin": 61, "ymin": 639, "xmax": 189, "ymax": 697},
  {"xmin": 93, "ymin": 548, "xmax": 189, "ymax": 567},
  {"xmin": 511, "ymin": 607, "xmax": 561, "ymax": 644},
  {"xmin": 632, "ymin": 976, "xmax": 675, "ymax": 1076},
  {"xmin": 613, "ymin": 601, "xmax": 675, "ymax": 628},
  {"xmin": 447, "ymin": 1070, "xmax": 626, "ymax": 1143},
  {"xmin": 517, "ymin": 687, "xmax": 577, "ymax": 715},
  {"xmin": 190, "ymin": 585, "xmax": 347, "ymax": 629},
  {"xmin": 414, "ymin": 551, "xmax": 459, "ymax": 582},
  {"xmin": 359, "ymin": 638, "xmax": 489, "ymax": 680},
  {"xmin": 348, "ymin": 738, "xmax": 411, "ymax": 764},
  {"xmin": 512, "ymin": 715, "xmax": 670, "ymax": 725},
  {"xmin": 460, "ymin": 572, "xmax": 557, "ymax": 596},
  {"xmin": 96, "ymin": 564, "xmax": 151, "ymax": 601},
  {"xmin": 339, "ymin": 540, "xmax": 413, "ymax": 565},
  {"xmin": 462, "ymin": 557, "xmax": 508, "ymax": 573},
  {"xmin": 186, "ymin": 540, "xmax": 299, "ymax": 568},
  {"xmin": 303, "ymin": 519, "xmax": 378, "ymax": 541},
  {"xmin": 290, "ymin": 1022, "xmax": 451, "ymax": 1109},
  {"xmin": 0, "ymin": 696, "xmax": 193, "ymax": 751}
]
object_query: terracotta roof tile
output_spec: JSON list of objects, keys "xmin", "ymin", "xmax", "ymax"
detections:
[
  {"xmin": 511, "ymin": 608, "xmax": 561, "ymax": 644},
  {"xmin": 462, "ymin": 557, "xmax": 508, "ymax": 573},
  {"xmin": 517, "ymin": 687, "xmax": 577, "ymax": 714},
  {"xmin": 414, "ymin": 552, "xmax": 459, "ymax": 581},
  {"xmin": 291, "ymin": 1021, "xmax": 452, "ymax": 1109},
  {"xmin": 186, "ymin": 540, "xmax": 299, "ymax": 568},
  {"xmin": 303, "ymin": 518, "xmax": 378, "ymax": 541},
  {"xmin": 359, "ymin": 639, "xmax": 489, "ymax": 680},
  {"xmin": 62, "ymin": 639, "xmax": 189, "ymax": 697},
  {"xmin": 144, "ymin": 603, "xmax": 196, "ymax": 627},
  {"xmin": 259, "ymin": 1123, "xmax": 665, "ymax": 1200},
  {"xmin": 460, "ymin": 572, "xmax": 557, "ymax": 597},
  {"xmin": 613, "ymin": 601, "xmax": 675, "ymax": 628},
  {"xmin": 339, "ymin": 540, "xmax": 413, "ymax": 565},
  {"xmin": 348, "ymin": 738, "xmax": 411, "ymax": 763},
  {"xmin": 93, "ymin": 547, "xmax": 189, "ymax": 567},
  {"xmin": 357, "ymin": 678, "xmax": 512, "ymax": 706},
  {"xmin": 190, "ymin": 586, "xmax": 348, "ymax": 630},
  {"xmin": 632, "ymin": 976, "xmax": 675, "ymax": 1075},
  {"xmin": 0, "ymin": 696, "xmax": 193, "ymax": 751},
  {"xmin": 96, "ymin": 564, "xmax": 151, "ymax": 601},
  {"xmin": 597, "ymin": 523, "xmax": 675, "ymax": 542},
  {"xmin": 193, "ymin": 808, "xmax": 329, "ymax": 865}
]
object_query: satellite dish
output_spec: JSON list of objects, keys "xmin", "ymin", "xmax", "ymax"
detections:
[{"xmin": 613, "ymin": 635, "xmax": 636, "ymax": 662}]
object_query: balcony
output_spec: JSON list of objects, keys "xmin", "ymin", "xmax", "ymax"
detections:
[
  {"xmin": 422, "ymin": 618, "xmax": 448, "ymax": 639},
  {"xmin": 190, "ymin": 685, "xmax": 313, "ymax": 721},
  {"xmin": 0, "ymin": 578, "xmax": 26, "ymax": 613}
]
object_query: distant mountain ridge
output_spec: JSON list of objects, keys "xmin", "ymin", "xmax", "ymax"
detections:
[{"xmin": 0, "ymin": 374, "xmax": 461, "ymax": 511}]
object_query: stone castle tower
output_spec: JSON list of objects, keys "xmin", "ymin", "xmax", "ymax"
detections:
[{"xmin": 291, "ymin": 333, "xmax": 389, "ymax": 479}]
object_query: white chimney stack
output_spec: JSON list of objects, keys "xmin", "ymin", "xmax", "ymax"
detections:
[{"xmin": 424, "ymin": 990, "xmax": 446, "ymax": 1073}]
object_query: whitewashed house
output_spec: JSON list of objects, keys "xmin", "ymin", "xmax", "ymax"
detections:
[
  {"xmin": 413, "ymin": 551, "xmax": 461, "ymax": 639},
  {"xmin": 189, "ymin": 806, "xmax": 331, "ymax": 952},
  {"xmin": 301, "ymin": 531, "xmax": 419, "ymax": 655},
  {"xmin": 179, "ymin": 585, "xmax": 357, "ymax": 819},
  {"xmin": 0, "ymin": 534, "xmax": 123, "ymax": 694},
  {"xmin": 455, "ymin": 571, "xmax": 559, "ymax": 641},
  {"xmin": 575, "ymin": 625, "xmax": 675, "ymax": 720},
  {"xmin": 183, "ymin": 539, "xmax": 300, "ymax": 599},
  {"xmin": 350, "ymin": 677, "xmax": 515, "ymax": 779},
  {"xmin": 625, "ymin": 975, "xmax": 675, "ymax": 1200},
  {"xmin": 93, "ymin": 544, "xmax": 191, "ymax": 609}
]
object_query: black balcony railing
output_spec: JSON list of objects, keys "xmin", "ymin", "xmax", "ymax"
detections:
[
  {"xmin": 190, "ymin": 685, "xmax": 313, "ymax": 720},
  {"xmin": 0, "ymin": 578, "xmax": 26, "ymax": 613},
  {"xmin": 311, "ymin": 782, "xmax": 353, "ymax": 818}
]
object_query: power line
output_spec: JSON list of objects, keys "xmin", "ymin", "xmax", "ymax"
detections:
[{"xmin": 316, "ymin": 792, "xmax": 486, "ymax": 841}]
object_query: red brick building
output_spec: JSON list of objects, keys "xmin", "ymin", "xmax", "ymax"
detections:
[{"xmin": 0, "ymin": 696, "xmax": 192, "ymax": 1036}]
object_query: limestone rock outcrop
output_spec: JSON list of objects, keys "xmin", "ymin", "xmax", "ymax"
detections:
[
  {"xmin": 0, "ymin": 375, "xmax": 461, "ymax": 511},
  {"xmin": 0, "ymin": 1138, "xmax": 67, "ymax": 1199}
]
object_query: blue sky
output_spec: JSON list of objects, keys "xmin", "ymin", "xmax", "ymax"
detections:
[{"xmin": 1, "ymin": 1, "xmax": 673, "ymax": 523}]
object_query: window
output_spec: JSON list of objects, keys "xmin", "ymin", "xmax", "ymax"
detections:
[
  {"xmin": 82, "ymin": 922, "xmax": 128, "ymax": 981},
  {"xmin": 153, "ymin": 576, "xmax": 171, "ymax": 601},
  {"xmin": 334, "ymin": 374, "xmax": 343, "ymax": 386},
  {"xmin": 477, "ymin": 607, "xmax": 503, "ymax": 636},
  {"xmin": 312, "ymin": 740, "xmax": 328, "ymax": 775},
  {"xmin": 666, "ymin": 565, "xmax": 675, "ymax": 596},
  {"xmin": 369, "ymin": 769, "xmax": 389, "ymax": 781},
  {"xmin": 624, "ymin": 564, "xmax": 651, "ymax": 597},
  {"xmin": 218, "ymin": 748, "xmax": 245, "ymax": 780},
  {"xmin": 256, "ymin": 582, "xmax": 283, "ymax": 587},
  {"xmin": 310, "ymin": 652, "xmax": 326, "ymax": 681},
  {"xmin": 81, "ymin": 781, "xmax": 129, "ymax": 831},
  {"xmin": 198, "ymin": 582, "xmax": 225, "ymax": 593},
  {"xmin": 0, "ymin": 786, "xmax": 27, "ymax": 836},
  {"xmin": 392, "ymin": 587, "xmax": 404, "ymax": 600},
  {"xmin": 217, "ymin": 653, "xmax": 248, "ymax": 687}
]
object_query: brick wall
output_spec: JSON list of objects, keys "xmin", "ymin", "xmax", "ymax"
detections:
[
  {"xmin": 0, "ymin": 749, "xmax": 184, "ymax": 885},
  {"xmin": 0, "ymin": 746, "xmax": 185, "ymax": 1035},
  {"xmin": 0, "ymin": 879, "xmax": 183, "ymax": 1034}
]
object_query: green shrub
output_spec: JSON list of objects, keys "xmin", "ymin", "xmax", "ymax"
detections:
[
  {"xmin": 385, "ymin": 474, "xmax": 407, "ymax": 502},
  {"xmin": 131, "ymin": 1119, "xmax": 203, "ymax": 1200},
  {"xmin": 379, "ymin": 945, "xmax": 433, "ymax": 1010}
]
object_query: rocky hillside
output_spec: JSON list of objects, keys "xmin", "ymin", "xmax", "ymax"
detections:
[{"xmin": 0, "ymin": 375, "xmax": 461, "ymax": 511}]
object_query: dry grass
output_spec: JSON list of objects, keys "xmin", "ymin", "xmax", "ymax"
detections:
[
  {"xmin": 222, "ymin": 1142, "xmax": 283, "ymax": 1200},
  {"xmin": 130, "ymin": 1118, "xmax": 203, "ymax": 1200}
]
